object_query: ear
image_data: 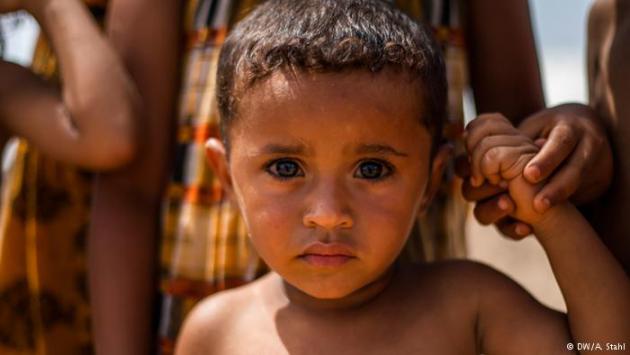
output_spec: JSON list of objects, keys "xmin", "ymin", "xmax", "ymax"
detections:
[
  {"xmin": 205, "ymin": 138, "xmax": 236, "ymax": 202},
  {"xmin": 417, "ymin": 143, "xmax": 452, "ymax": 216}
]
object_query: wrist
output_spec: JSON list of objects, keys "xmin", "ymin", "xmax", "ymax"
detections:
[{"xmin": 531, "ymin": 202, "xmax": 576, "ymax": 241}]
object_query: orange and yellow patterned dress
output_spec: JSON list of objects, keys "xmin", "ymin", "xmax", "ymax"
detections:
[{"xmin": 0, "ymin": 3, "xmax": 107, "ymax": 354}]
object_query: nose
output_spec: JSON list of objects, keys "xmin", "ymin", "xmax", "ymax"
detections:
[{"xmin": 302, "ymin": 180, "xmax": 353, "ymax": 230}]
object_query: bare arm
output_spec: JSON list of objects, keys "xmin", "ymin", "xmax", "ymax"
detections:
[
  {"xmin": 87, "ymin": 1, "xmax": 182, "ymax": 354},
  {"xmin": 465, "ymin": 0, "xmax": 545, "ymax": 122},
  {"xmin": 534, "ymin": 204, "xmax": 630, "ymax": 349},
  {"xmin": 0, "ymin": 0, "xmax": 139, "ymax": 169},
  {"xmin": 467, "ymin": 116, "xmax": 630, "ymax": 353},
  {"xmin": 483, "ymin": 183, "xmax": 630, "ymax": 352}
]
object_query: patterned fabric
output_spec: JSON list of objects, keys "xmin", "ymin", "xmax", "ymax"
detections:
[
  {"xmin": 158, "ymin": 0, "xmax": 469, "ymax": 353},
  {"xmin": 0, "ymin": 4, "xmax": 107, "ymax": 355}
]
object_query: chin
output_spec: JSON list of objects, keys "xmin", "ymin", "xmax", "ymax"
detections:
[
  {"xmin": 293, "ymin": 275, "xmax": 367, "ymax": 300},
  {"xmin": 304, "ymin": 284, "xmax": 357, "ymax": 299}
]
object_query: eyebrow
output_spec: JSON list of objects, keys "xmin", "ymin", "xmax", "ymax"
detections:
[
  {"xmin": 354, "ymin": 144, "xmax": 408, "ymax": 157},
  {"xmin": 258, "ymin": 143, "xmax": 306, "ymax": 155}
]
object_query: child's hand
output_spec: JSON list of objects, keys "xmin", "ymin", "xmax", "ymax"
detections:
[{"xmin": 466, "ymin": 114, "xmax": 545, "ymax": 225}]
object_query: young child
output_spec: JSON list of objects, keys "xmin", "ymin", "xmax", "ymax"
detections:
[{"xmin": 176, "ymin": 1, "xmax": 630, "ymax": 353}]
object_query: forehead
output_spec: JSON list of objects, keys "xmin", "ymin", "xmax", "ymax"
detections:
[
  {"xmin": 229, "ymin": 70, "xmax": 432, "ymax": 158},
  {"xmin": 238, "ymin": 69, "xmax": 424, "ymax": 124}
]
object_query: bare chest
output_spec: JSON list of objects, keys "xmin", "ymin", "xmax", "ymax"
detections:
[{"xmin": 213, "ymin": 309, "xmax": 476, "ymax": 355}]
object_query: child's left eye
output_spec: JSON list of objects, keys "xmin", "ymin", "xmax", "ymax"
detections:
[{"xmin": 354, "ymin": 160, "xmax": 393, "ymax": 180}]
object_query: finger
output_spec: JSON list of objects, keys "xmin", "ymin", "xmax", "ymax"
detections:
[
  {"xmin": 473, "ymin": 193, "xmax": 514, "ymax": 225},
  {"xmin": 524, "ymin": 123, "xmax": 578, "ymax": 183},
  {"xmin": 534, "ymin": 138, "xmax": 547, "ymax": 148},
  {"xmin": 496, "ymin": 218, "xmax": 532, "ymax": 240},
  {"xmin": 465, "ymin": 113, "xmax": 519, "ymax": 153},
  {"xmin": 461, "ymin": 179, "xmax": 506, "ymax": 202},
  {"xmin": 532, "ymin": 138, "xmax": 589, "ymax": 213},
  {"xmin": 470, "ymin": 135, "xmax": 530, "ymax": 187},
  {"xmin": 454, "ymin": 154, "xmax": 470, "ymax": 178},
  {"xmin": 479, "ymin": 145, "xmax": 538, "ymax": 183}
]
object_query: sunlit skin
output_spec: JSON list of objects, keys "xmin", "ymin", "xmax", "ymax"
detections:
[{"xmin": 212, "ymin": 69, "xmax": 447, "ymax": 304}]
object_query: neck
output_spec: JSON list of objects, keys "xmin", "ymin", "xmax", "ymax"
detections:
[{"xmin": 278, "ymin": 264, "xmax": 398, "ymax": 312}]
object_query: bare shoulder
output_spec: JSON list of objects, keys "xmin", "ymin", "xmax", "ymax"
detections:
[
  {"xmin": 413, "ymin": 259, "xmax": 516, "ymax": 292},
  {"xmin": 410, "ymin": 259, "xmax": 560, "ymax": 319},
  {"xmin": 417, "ymin": 261, "xmax": 569, "ymax": 354},
  {"xmin": 399, "ymin": 260, "xmax": 522, "ymax": 318},
  {"xmin": 419, "ymin": 259, "xmax": 557, "ymax": 309},
  {"xmin": 174, "ymin": 281, "xmax": 263, "ymax": 355}
]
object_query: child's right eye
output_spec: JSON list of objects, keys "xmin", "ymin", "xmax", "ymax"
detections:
[{"xmin": 265, "ymin": 159, "xmax": 304, "ymax": 179}]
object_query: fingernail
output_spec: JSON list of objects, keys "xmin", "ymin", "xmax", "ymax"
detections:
[
  {"xmin": 515, "ymin": 224, "xmax": 529, "ymax": 236},
  {"xmin": 537, "ymin": 197, "xmax": 551, "ymax": 212},
  {"xmin": 527, "ymin": 166, "xmax": 541, "ymax": 181},
  {"xmin": 498, "ymin": 197, "xmax": 509, "ymax": 211}
]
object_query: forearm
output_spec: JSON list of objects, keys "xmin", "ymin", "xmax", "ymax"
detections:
[
  {"xmin": 534, "ymin": 204, "xmax": 630, "ymax": 345},
  {"xmin": 88, "ymin": 183, "xmax": 159, "ymax": 355},
  {"xmin": 30, "ymin": 0, "xmax": 138, "ymax": 159},
  {"xmin": 88, "ymin": 1, "xmax": 181, "ymax": 354},
  {"xmin": 467, "ymin": 0, "xmax": 544, "ymax": 122}
]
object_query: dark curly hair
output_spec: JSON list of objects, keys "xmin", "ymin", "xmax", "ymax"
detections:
[{"xmin": 216, "ymin": 0, "xmax": 446, "ymax": 154}]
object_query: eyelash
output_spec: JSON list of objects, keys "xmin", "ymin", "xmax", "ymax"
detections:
[
  {"xmin": 354, "ymin": 159, "xmax": 394, "ymax": 181},
  {"xmin": 265, "ymin": 158, "xmax": 305, "ymax": 180},
  {"xmin": 263, "ymin": 158, "xmax": 395, "ymax": 181}
]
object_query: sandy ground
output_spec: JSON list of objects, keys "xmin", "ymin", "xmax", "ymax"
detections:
[{"xmin": 466, "ymin": 212, "xmax": 566, "ymax": 312}]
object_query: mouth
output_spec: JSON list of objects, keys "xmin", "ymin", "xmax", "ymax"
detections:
[{"xmin": 299, "ymin": 242, "xmax": 356, "ymax": 268}]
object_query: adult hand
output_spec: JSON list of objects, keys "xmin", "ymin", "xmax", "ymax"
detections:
[
  {"xmin": 518, "ymin": 103, "xmax": 612, "ymax": 213},
  {"xmin": 458, "ymin": 113, "xmax": 534, "ymax": 239}
]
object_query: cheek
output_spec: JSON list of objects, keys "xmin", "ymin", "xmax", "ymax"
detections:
[
  {"xmin": 352, "ymin": 176, "xmax": 426, "ymax": 248},
  {"xmin": 231, "ymin": 172, "xmax": 302, "ymax": 252},
  {"xmin": 247, "ymin": 200, "xmax": 295, "ymax": 239}
]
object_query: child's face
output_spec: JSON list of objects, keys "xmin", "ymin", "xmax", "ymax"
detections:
[{"xmin": 208, "ymin": 70, "xmax": 447, "ymax": 300}]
